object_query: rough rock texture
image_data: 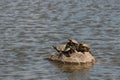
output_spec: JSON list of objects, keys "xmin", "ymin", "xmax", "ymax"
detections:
[
  {"xmin": 48, "ymin": 51, "xmax": 96, "ymax": 64},
  {"xmin": 48, "ymin": 41, "xmax": 96, "ymax": 64}
]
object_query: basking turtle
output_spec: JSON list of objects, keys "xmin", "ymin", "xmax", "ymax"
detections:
[
  {"xmin": 64, "ymin": 39, "xmax": 79, "ymax": 51},
  {"xmin": 68, "ymin": 39, "xmax": 79, "ymax": 45},
  {"xmin": 77, "ymin": 42, "xmax": 90, "ymax": 53},
  {"xmin": 52, "ymin": 44, "xmax": 71, "ymax": 57},
  {"xmin": 52, "ymin": 44, "xmax": 70, "ymax": 52}
]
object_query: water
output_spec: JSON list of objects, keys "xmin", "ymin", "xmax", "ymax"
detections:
[{"xmin": 0, "ymin": 0, "xmax": 120, "ymax": 80}]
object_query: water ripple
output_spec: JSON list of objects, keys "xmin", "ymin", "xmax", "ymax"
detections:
[{"xmin": 0, "ymin": 0, "xmax": 120, "ymax": 80}]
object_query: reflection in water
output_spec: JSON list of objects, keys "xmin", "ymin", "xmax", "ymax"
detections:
[
  {"xmin": 50, "ymin": 61, "xmax": 93, "ymax": 80},
  {"xmin": 67, "ymin": 71, "xmax": 90, "ymax": 80},
  {"xmin": 51, "ymin": 61, "xmax": 93, "ymax": 72}
]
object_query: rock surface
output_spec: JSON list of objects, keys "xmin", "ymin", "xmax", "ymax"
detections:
[{"xmin": 49, "ymin": 51, "xmax": 95, "ymax": 64}]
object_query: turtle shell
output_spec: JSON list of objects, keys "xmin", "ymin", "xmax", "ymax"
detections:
[
  {"xmin": 56, "ymin": 44, "xmax": 70, "ymax": 51},
  {"xmin": 80, "ymin": 42, "xmax": 89, "ymax": 48},
  {"xmin": 69, "ymin": 39, "xmax": 78, "ymax": 45},
  {"xmin": 82, "ymin": 43, "xmax": 89, "ymax": 48}
]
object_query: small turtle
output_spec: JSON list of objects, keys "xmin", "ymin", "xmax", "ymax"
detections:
[
  {"xmin": 81, "ymin": 43, "xmax": 89, "ymax": 48},
  {"xmin": 78, "ymin": 42, "xmax": 90, "ymax": 53}
]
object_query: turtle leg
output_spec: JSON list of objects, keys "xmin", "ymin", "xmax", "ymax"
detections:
[
  {"xmin": 52, "ymin": 45, "xmax": 60, "ymax": 52},
  {"xmin": 58, "ymin": 52, "xmax": 63, "ymax": 58},
  {"xmin": 66, "ymin": 50, "xmax": 71, "ymax": 57},
  {"xmin": 89, "ymin": 51, "xmax": 93, "ymax": 55},
  {"xmin": 62, "ymin": 51, "xmax": 70, "ymax": 57}
]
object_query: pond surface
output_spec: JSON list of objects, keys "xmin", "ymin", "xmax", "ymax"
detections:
[{"xmin": 0, "ymin": 0, "xmax": 120, "ymax": 80}]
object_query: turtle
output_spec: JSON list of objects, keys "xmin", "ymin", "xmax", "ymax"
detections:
[
  {"xmin": 64, "ymin": 39, "xmax": 79, "ymax": 51},
  {"xmin": 68, "ymin": 39, "xmax": 79, "ymax": 45},
  {"xmin": 52, "ymin": 44, "xmax": 71, "ymax": 57},
  {"xmin": 52, "ymin": 44, "xmax": 70, "ymax": 52},
  {"xmin": 77, "ymin": 42, "xmax": 90, "ymax": 53},
  {"xmin": 53, "ymin": 40, "xmax": 78, "ymax": 57}
]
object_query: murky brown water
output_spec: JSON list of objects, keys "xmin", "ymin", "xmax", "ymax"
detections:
[{"xmin": 0, "ymin": 0, "xmax": 120, "ymax": 80}]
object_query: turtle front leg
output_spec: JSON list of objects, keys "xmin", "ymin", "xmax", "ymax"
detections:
[{"xmin": 52, "ymin": 45, "xmax": 60, "ymax": 52}]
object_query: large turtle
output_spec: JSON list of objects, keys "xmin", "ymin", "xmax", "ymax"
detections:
[
  {"xmin": 52, "ymin": 44, "xmax": 71, "ymax": 57},
  {"xmin": 52, "ymin": 44, "xmax": 69, "ymax": 52},
  {"xmin": 68, "ymin": 39, "xmax": 79, "ymax": 45},
  {"xmin": 53, "ymin": 39, "xmax": 78, "ymax": 52},
  {"xmin": 64, "ymin": 39, "xmax": 79, "ymax": 51},
  {"xmin": 52, "ymin": 39, "xmax": 78, "ymax": 57}
]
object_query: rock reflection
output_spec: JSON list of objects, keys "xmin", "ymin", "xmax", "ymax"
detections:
[
  {"xmin": 50, "ymin": 61, "xmax": 93, "ymax": 80},
  {"xmin": 50, "ymin": 61, "xmax": 93, "ymax": 72},
  {"xmin": 67, "ymin": 71, "xmax": 90, "ymax": 80}
]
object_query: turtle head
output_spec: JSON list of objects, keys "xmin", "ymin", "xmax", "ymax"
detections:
[
  {"xmin": 79, "ymin": 42, "xmax": 90, "ymax": 52},
  {"xmin": 68, "ymin": 39, "xmax": 79, "ymax": 45},
  {"xmin": 79, "ymin": 42, "xmax": 89, "ymax": 48}
]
